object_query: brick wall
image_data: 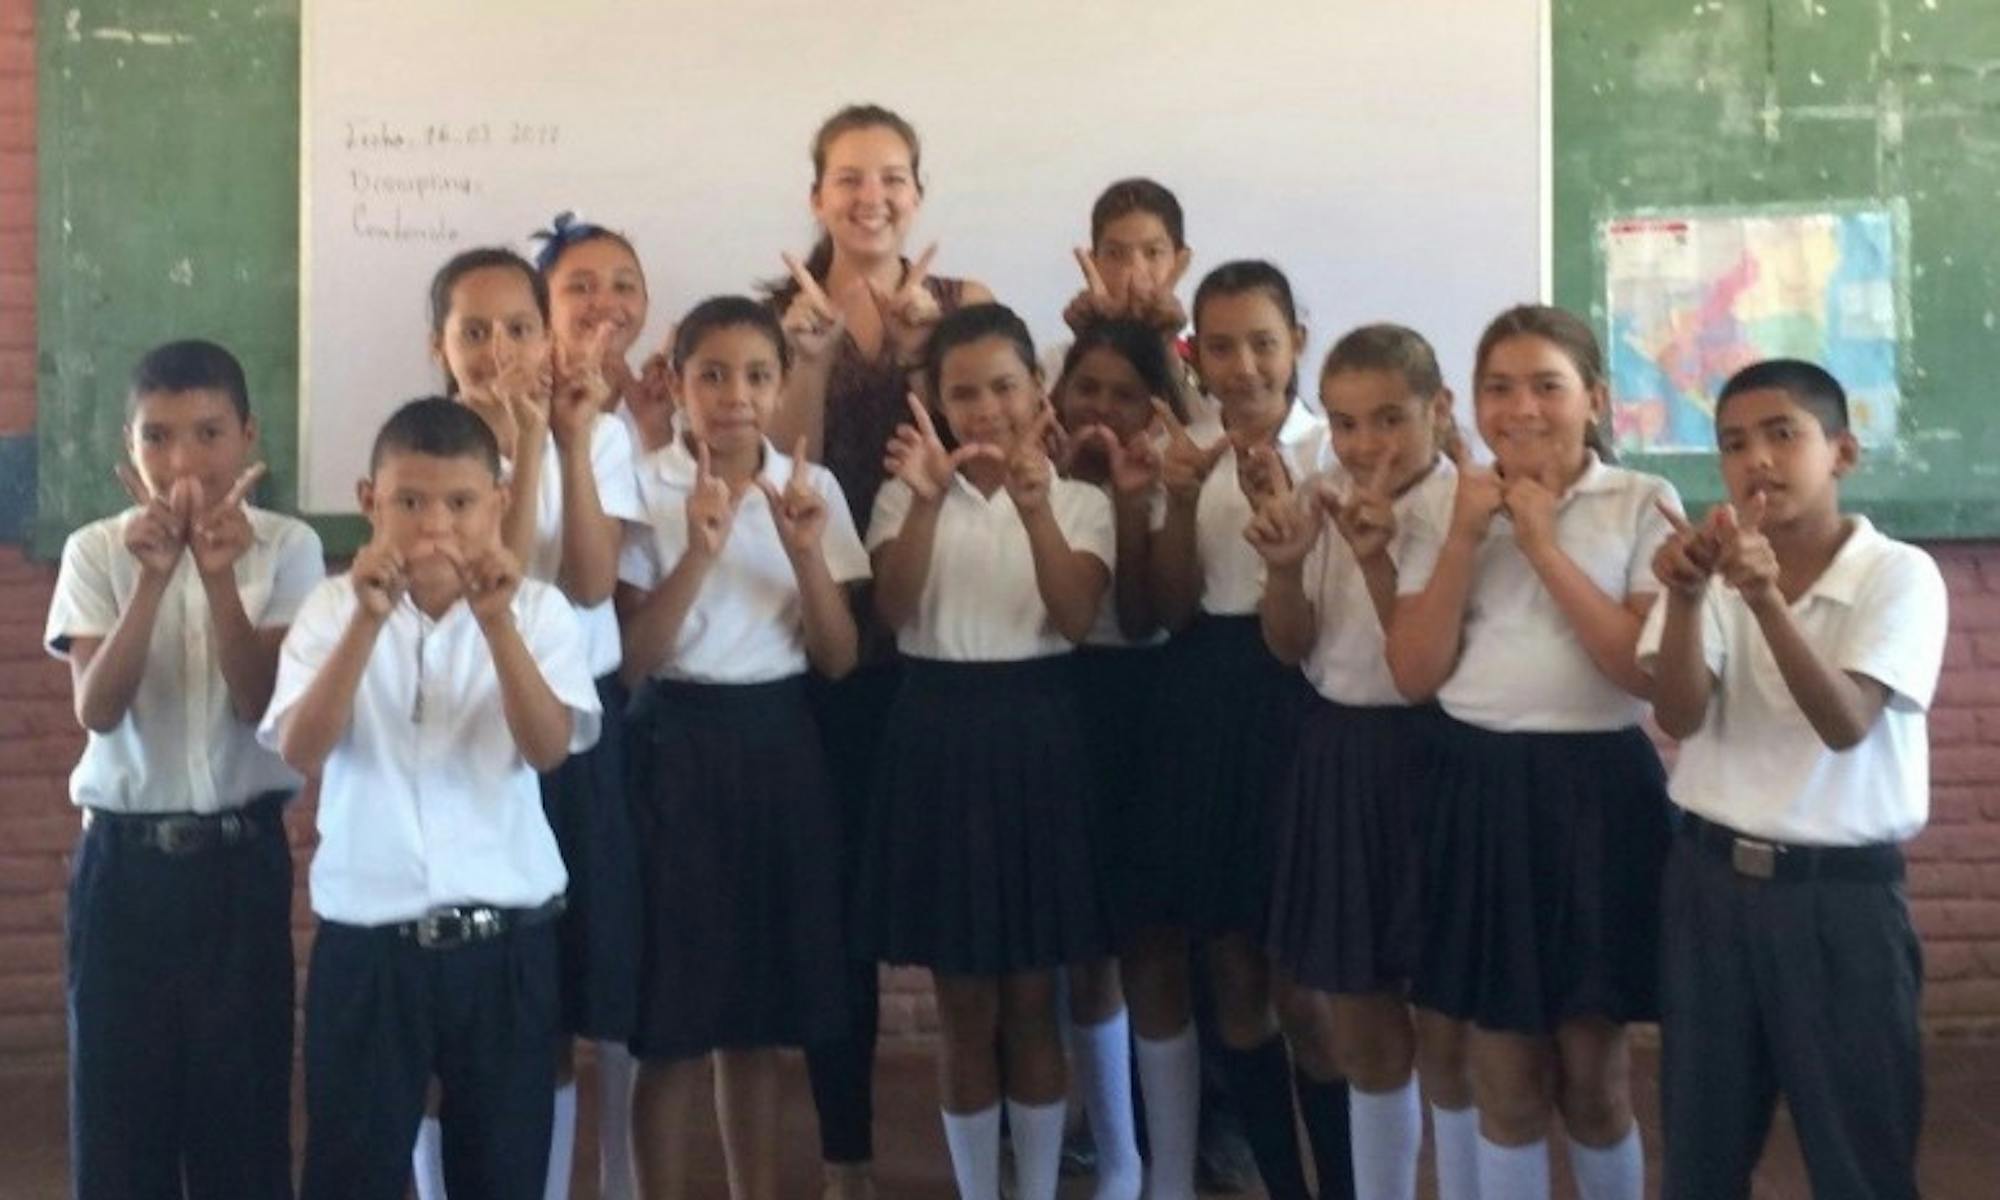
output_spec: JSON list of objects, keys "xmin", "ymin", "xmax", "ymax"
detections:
[{"xmin": 0, "ymin": 0, "xmax": 1993, "ymax": 1072}]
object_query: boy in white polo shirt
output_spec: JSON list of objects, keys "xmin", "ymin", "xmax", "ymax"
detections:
[
  {"xmin": 1639, "ymin": 359, "xmax": 1947, "ymax": 1200},
  {"xmin": 47, "ymin": 339, "xmax": 323, "ymax": 1200},
  {"xmin": 260, "ymin": 397, "xmax": 601, "ymax": 1200}
]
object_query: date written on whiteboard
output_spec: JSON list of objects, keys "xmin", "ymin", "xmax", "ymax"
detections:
[{"xmin": 343, "ymin": 118, "xmax": 561, "ymax": 152}]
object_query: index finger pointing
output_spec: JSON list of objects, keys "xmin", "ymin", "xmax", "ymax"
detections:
[
  {"xmin": 1654, "ymin": 497, "xmax": 1694, "ymax": 536},
  {"xmin": 905, "ymin": 391, "xmax": 941, "ymax": 441},
  {"xmin": 1073, "ymin": 247, "xmax": 1109, "ymax": 298},
  {"xmin": 782, "ymin": 252, "xmax": 833, "ymax": 310},
  {"xmin": 115, "ymin": 462, "xmax": 153, "ymax": 507},
  {"xmin": 1366, "ymin": 454, "xmax": 1397, "ymax": 498},
  {"xmin": 216, "ymin": 462, "xmax": 268, "ymax": 511},
  {"xmin": 904, "ymin": 242, "xmax": 938, "ymax": 292},
  {"xmin": 1150, "ymin": 397, "xmax": 1189, "ymax": 443},
  {"xmin": 1741, "ymin": 489, "xmax": 1768, "ymax": 534}
]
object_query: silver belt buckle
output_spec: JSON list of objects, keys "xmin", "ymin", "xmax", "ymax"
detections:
[
  {"xmin": 1731, "ymin": 836, "xmax": 1779, "ymax": 879},
  {"xmin": 415, "ymin": 909, "xmax": 471, "ymax": 949},
  {"xmin": 153, "ymin": 818, "xmax": 206, "ymax": 856}
]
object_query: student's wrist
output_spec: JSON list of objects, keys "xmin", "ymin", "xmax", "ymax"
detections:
[
  {"xmin": 475, "ymin": 606, "xmax": 519, "ymax": 638},
  {"xmin": 1266, "ymin": 558, "xmax": 1307, "ymax": 584}
]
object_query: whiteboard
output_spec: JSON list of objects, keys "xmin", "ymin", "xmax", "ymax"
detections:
[{"xmin": 302, "ymin": 0, "xmax": 1546, "ymax": 512}]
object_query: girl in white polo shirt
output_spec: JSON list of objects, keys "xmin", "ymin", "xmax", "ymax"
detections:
[
  {"xmin": 1252, "ymin": 324, "xmax": 1463, "ymax": 1200},
  {"xmin": 1050, "ymin": 317, "xmax": 1176, "ymax": 1200},
  {"xmin": 859, "ymin": 303, "xmax": 1112, "ymax": 1200},
  {"xmin": 1131, "ymin": 261, "xmax": 1327, "ymax": 1200},
  {"xmin": 615, "ymin": 296, "xmax": 868, "ymax": 1200},
  {"xmin": 1387, "ymin": 305, "xmax": 1677, "ymax": 1200}
]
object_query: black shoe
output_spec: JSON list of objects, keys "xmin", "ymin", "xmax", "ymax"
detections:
[
  {"xmin": 1195, "ymin": 1123, "xmax": 1259, "ymax": 1194},
  {"xmin": 1060, "ymin": 1122, "xmax": 1099, "ymax": 1179}
]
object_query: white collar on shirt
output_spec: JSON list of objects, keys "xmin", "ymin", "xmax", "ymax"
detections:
[
  {"xmin": 1792, "ymin": 516, "xmax": 1885, "ymax": 608},
  {"xmin": 647, "ymin": 434, "xmax": 787, "ymax": 489}
]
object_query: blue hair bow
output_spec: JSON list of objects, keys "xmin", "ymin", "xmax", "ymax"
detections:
[{"xmin": 529, "ymin": 210, "xmax": 603, "ymax": 273}]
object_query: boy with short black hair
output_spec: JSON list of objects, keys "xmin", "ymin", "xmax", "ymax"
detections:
[
  {"xmin": 1640, "ymin": 358, "xmax": 1947, "ymax": 1200},
  {"xmin": 260, "ymin": 396, "xmax": 602, "ymax": 1200},
  {"xmin": 47, "ymin": 337, "xmax": 323, "ymax": 1200}
]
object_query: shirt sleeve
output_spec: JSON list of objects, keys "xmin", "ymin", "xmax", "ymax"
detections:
[
  {"xmin": 45, "ymin": 522, "xmax": 120, "ymax": 657},
  {"xmin": 1057, "ymin": 482, "xmax": 1117, "ymax": 570},
  {"xmin": 1627, "ymin": 476, "xmax": 1682, "ymax": 598},
  {"xmin": 1838, "ymin": 545, "xmax": 1950, "ymax": 711},
  {"xmin": 257, "ymin": 577, "xmax": 350, "ymax": 747},
  {"xmin": 1632, "ymin": 583, "xmax": 1725, "ymax": 679},
  {"xmin": 816, "ymin": 467, "xmax": 873, "ymax": 584},
  {"xmin": 1395, "ymin": 479, "xmax": 1452, "ymax": 597},
  {"xmin": 590, "ymin": 415, "xmax": 644, "ymax": 523},
  {"xmin": 260, "ymin": 518, "xmax": 328, "ymax": 628},
  {"xmin": 617, "ymin": 519, "xmax": 664, "ymax": 591},
  {"xmin": 865, "ymin": 478, "xmax": 915, "ymax": 552},
  {"xmin": 520, "ymin": 583, "xmax": 606, "ymax": 753}
]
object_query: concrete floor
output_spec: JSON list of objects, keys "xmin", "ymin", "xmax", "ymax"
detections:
[{"xmin": 2, "ymin": 1038, "xmax": 1996, "ymax": 1197}]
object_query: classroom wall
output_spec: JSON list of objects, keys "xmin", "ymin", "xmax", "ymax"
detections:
[{"xmin": 1, "ymin": 0, "xmax": 1999, "ymax": 1072}]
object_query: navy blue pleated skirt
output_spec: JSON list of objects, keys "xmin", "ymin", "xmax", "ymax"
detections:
[
  {"xmin": 1124, "ymin": 614, "xmax": 1307, "ymax": 939},
  {"xmin": 1070, "ymin": 643, "xmax": 1167, "ymax": 944},
  {"xmin": 856, "ymin": 657, "xmax": 1107, "ymax": 976},
  {"xmin": 1411, "ymin": 716, "xmax": 1671, "ymax": 1035},
  {"xmin": 1267, "ymin": 698, "xmax": 1439, "ymax": 995},
  {"xmin": 538, "ymin": 673, "xmax": 641, "ymax": 1041},
  {"xmin": 624, "ymin": 676, "xmax": 848, "ymax": 1060}
]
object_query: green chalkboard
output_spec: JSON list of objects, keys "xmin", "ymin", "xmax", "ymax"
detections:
[
  {"xmin": 32, "ymin": 1, "xmax": 2000, "ymax": 554},
  {"xmin": 1554, "ymin": 0, "xmax": 2000, "ymax": 538},
  {"xmin": 31, "ymin": 0, "xmax": 369, "ymax": 555}
]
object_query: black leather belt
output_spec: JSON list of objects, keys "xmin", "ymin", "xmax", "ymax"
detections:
[
  {"xmin": 1680, "ymin": 811, "xmax": 1904, "ymax": 884},
  {"xmin": 83, "ymin": 792, "xmax": 285, "ymax": 856},
  {"xmin": 390, "ymin": 896, "xmax": 566, "ymax": 951}
]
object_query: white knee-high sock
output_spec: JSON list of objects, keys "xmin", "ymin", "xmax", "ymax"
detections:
[
  {"xmin": 942, "ymin": 1104, "xmax": 1002, "ymax": 1200},
  {"xmin": 1131, "ymin": 1024, "xmax": 1199, "ymax": 1200},
  {"xmin": 1430, "ymin": 1103, "xmax": 1481, "ymax": 1200},
  {"xmin": 1071, "ymin": 1010, "xmax": 1142, "ymax": 1200},
  {"xmin": 1349, "ymin": 1078, "xmax": 1421, "ymax": 1200},
  {"xmin": 1476, "ymin": 1134, "xmax": 1548, "ymax": 1200},
  {"xmin": 412, "ymin": 1115, "xmax": 448, "ymax": 1200},
  {"xmin": 542, "ymin": 1081, "xmax": 577, "ymax": 1200},
  {"xmin": 595, "ymin": 1041, "xmax": 638, "ymax": 1200},
  {"xmin": 1566, "ymin": 1127, "xmax": 1642, "ymax": 1200},
  {"xmin": 1006, "ymin": 1097, "xmax": 1068, "ymax": 1200}
]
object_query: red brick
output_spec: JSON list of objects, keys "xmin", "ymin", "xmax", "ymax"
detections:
[
  {"xmin": 0, "ymin": 971, "xmax": 59, "ymax": 1015},
  {"xmin": 1924, "ymin": 979, "xmax": 2000, "ymax": 1017},
  {"xmin": 1926, "ymin": 941, "xmax": 1982, "ymax": 981},
  {"xmin": 1913, "ymin": 901, "xmax": 2000, "ymax": 939},
  {"xmin": 1932, "ymin": 784, "xmax": 1983, "ymax": 825},
  {"xmin": 1931, "ymin": 708, "xmax": 1977, "ymax": 746},
  {"xmin": 1949, "ymin": 593, "xmax": 2000, "ymax": 631},
  {"xmin": 0, "ymin": 268, "xmax": 29, "ymax": 310},
  {"xmin": 1942, "ymin": 634, "xmax": 1976, "ymax": 670},
  {"xmin": 0, "ymin": 112, "xmax": 27, "ymax": 152},
  {"xmin": 1945, "ymin": 827, "xmax": 2000, "ymax": 863},
  {"xmin": 0, "ymin": 186, "xmax": 27, "ymax": 234},
  {"xmin": 1930, "ymin": 745, "xmax": 2000, "ymax": 785},
  {"xmin": 1911, "ymin": 863, "xmax": 1980, "ymax": 899},
  {"xmin": 0, "ymin": 1014, "xmax": 66, "ymax": 1061},
  {"xmin": 1935, "ymin": 669, "xmax": 2000, "ymax": 708},
  {"xmin": 0, "ymin": 854, "xmax": 66, "ymax": 895},
  {"xmin": 1977, "ymin": 941, "xmax": 2000, "ymax": 976},
  {"xmin": 0, "ymin": 888, "xmax": 59, "ymax": 931}
]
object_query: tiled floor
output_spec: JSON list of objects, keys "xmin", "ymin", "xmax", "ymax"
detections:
[{"xmin": 1, "ymin": 1038, "xmax": 1995, "ymax": 1197}]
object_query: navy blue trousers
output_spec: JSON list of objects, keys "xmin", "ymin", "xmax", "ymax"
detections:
[
  {"xmin": 300, "ymin": 917, "xmax": 559, "ymax": 1200},
  {"xmin": 66, "ymin": 797, "xmax": 295, "ymax": 1200},
  {"xmin": 1661, "ymin": 833, "xmax": 1923, "ymax": 1200}
]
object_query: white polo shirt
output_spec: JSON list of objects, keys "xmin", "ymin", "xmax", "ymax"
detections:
[
  {"xmin": 1298, "ymin": 456, "xmax": 1456, "ymax": 707},
  {"xmin": 520, "ymin": 417, "xmax": 644, "ymax": 679},
  {"xmin": 867, "ymin": 473, "xmax": 1114, "ymax": 662},
  {"xmin": 259, "ymin": 575, "xmax": 602, "ymax": 926},
  {"xmin": 1635, "ymin": 518, "xmax": 1947, "ymax": 845},
  {"xmin": 45, "ymin": 506, "xmax": 324, "ymax": 814},
  {"xmin": 1155, "ymin": 401, "xmax": 1332, "ymax": 617},
  {"xmin": 1398, "ymin": 454, "xmax": 1678, "ymax": 732},
  {"xmin": 617, "ymin": 437, "xmax": 870, "ymax": 683}
]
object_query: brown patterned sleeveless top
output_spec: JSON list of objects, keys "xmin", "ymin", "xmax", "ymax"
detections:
[{"xmin": 813, "ymin": 275, "xmax": 969, "ymax": 529}]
